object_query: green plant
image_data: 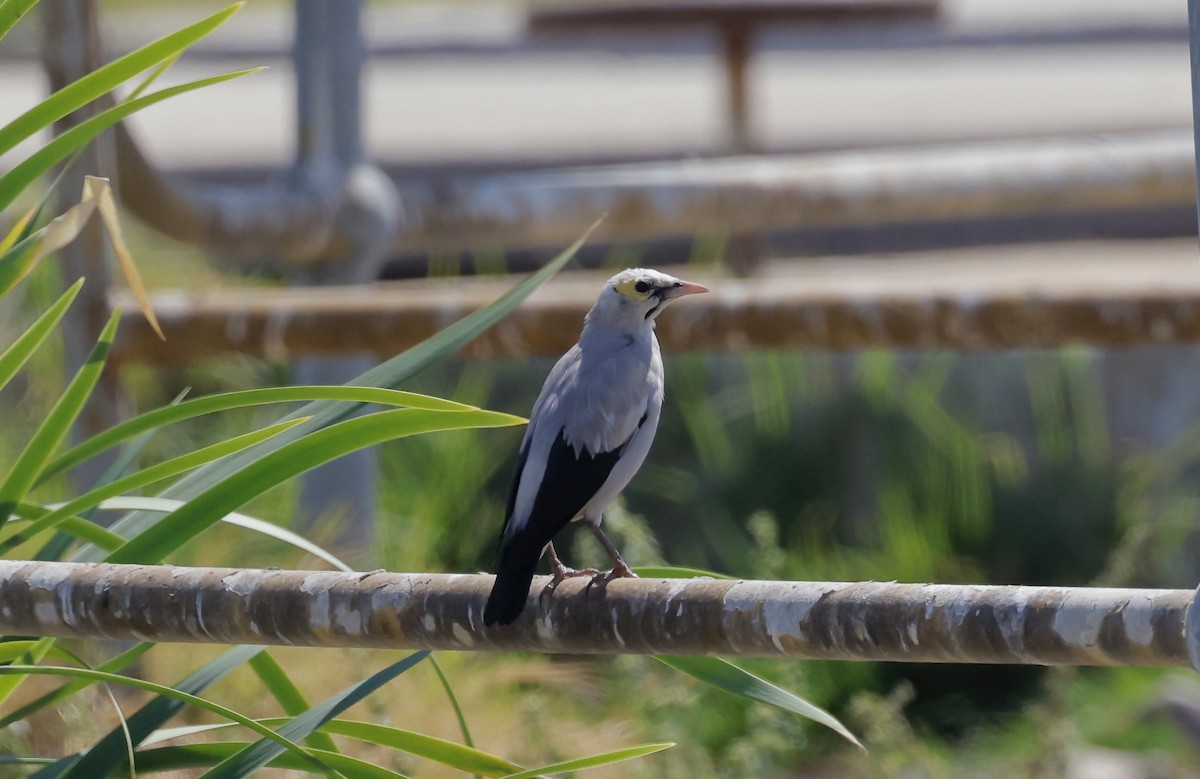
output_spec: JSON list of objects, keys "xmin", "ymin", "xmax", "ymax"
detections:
[{"xmin": 0, "ymin": 3, "xmax": 860, "ymax": 775}]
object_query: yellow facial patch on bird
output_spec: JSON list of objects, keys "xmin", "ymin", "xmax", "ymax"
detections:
[{"xmin": 615, "ymin": 276, "xmax": 655, "ymax": 301}]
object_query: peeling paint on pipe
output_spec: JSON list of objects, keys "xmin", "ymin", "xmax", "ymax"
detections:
[{"xmin": 0, "ymin": 561, "xmax": 1193, "ymax": 667}]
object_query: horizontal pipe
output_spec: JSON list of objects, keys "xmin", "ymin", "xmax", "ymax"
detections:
[
  {"xmin": 0, "ymin": 561, "xmax": 1193, "ymax": 667},
  {"xmin": 115, "ymin": 125, "xmax": 1196, "ymax": 261},
  {"xmin": 110, "ymin": 248, "xmax": 1200, "ymax": 363},
  {"xmin": 395, "ymin": 131, "xmax": 1196, "ymax": 253}
]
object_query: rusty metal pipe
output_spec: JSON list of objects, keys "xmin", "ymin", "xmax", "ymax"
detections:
[
  {"xmin": 394, "ymin": 131, "xmax": 1196, "ymax": 253},
  {"xmin": 1, "ymin": 561, "xmax": 1195, "ymax": 667}
]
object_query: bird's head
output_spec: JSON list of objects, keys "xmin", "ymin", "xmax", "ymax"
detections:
[{"xmin": 585, "ymin": 268, "xmax": 708, "ymax": 337}]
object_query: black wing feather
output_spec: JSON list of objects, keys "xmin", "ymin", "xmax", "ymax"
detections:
[{"xmin": 485, "ymin": 416, "xmax": 646, "ymax": 626}]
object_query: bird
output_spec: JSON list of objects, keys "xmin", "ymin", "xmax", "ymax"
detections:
[{"xmin": 483, "ymin": 267, "xmax": 708, "ymax": 626}]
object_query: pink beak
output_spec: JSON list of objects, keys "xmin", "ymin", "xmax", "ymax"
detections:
[{"xmin": 667, "ymin": 280, "xmax": 709, "ymax": 298}]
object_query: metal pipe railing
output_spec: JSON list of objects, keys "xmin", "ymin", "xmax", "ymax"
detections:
[{"xmin": 1, "ymin": 561, "xmax": 1195, "ymax": 668}]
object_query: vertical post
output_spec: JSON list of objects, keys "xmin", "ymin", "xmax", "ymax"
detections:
[
  {"xmin": 41, "ymin": 0, "xmax": 120, "ymax": 491},
  {"xmin": 291, "ymin": 0, "xmax": 377, "ymax": 537},
  {"xmin": 721, "ymin": 22, "xmax": 752, "ymax": 154},
  {"xmin": 1190, "ymin": 0, "xmax": 1200, "ymax": 241}
]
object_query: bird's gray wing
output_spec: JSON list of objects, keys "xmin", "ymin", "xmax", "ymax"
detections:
[{"xmin": 503, "ymin": 408, "xmax": 648, "ymax": 543}]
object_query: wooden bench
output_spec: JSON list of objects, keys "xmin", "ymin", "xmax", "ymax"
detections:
[{"xmin": 528, "ymin": 0, "xmax": 942, "ymax": 153}]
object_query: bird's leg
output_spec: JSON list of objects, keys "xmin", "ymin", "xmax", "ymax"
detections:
[
  {"xmin": 584, "ymin": 521, "xmax": 639, "ymax": 594},
  {"xmin": 537, "ymin": 542, "xmax": 599, "ymax": 606}
]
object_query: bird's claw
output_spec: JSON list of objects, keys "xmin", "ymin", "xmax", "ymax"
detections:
[
  {"xmin": 538, "ymin": 566, "xmax": 599, "ymax": 607},
  {"xmin": 584, "ymin": 562, "xmax": 638, "ymax": 597}
]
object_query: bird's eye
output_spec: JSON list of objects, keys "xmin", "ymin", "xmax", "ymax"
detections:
[{"xmin": 634, "ymin": 280, "xmax": 652, "ymax": 294}]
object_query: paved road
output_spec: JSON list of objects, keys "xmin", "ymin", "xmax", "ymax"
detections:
[{"xmin": 0, "ymin": 0, "xmax": 1192, "ymax": 171}]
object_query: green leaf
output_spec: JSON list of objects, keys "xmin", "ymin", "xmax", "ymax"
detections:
[
  {"xmin": 0, "ymin": 231, "xmax": 44, "ymax": 300},
  {"xmin": 42, "ymin": 385, "xmax": 471, "ymax": 485},
  {"xmin": 199, "ymin": 651, "xmax": 430, "ymax": 778},
  {"xmin": 247, "ymin": 652, "xmax": 340, "ymax": 755},
  {"xmin": 319, "ymin": 720, "xmax": 519, "ymax": 777},
  {"xmin": 633, "ymin": 565, "xmax": 733, "ymax": 579},
  {"xmin": 0, "ymin": 4, "xmax": 242, "ymax": 157},
  {"xmin": 429, "ymin": 655, "xmax": 476, "ymax": 748},
  {"xmin": 103, "ymin": 407, "xmax": 521, "ymax": 565},
  {"xmin": 0, "ymin": 637, "xmax": 53, "ymax": 709},
  {"xmin": 0, "ymin": 0, "xmax": 39, "ymax": 44},
  {"xmin": 0, "ymin": 418, "xmax": 308, "ymax": 553},
  {"xmin": 86, "ymin": 226, "xmax": 595, "ymax": 560},
  {"xmin": 655, "ymin": 655, "xmax": 863, "ymax": 749},
  {"xmin": 133, "ymin": 744, "xmax": 407, "ymax": 778},
  {"xmin": 85, "ymin": 495, "xmax": 352, "ymax": 571},
  {"xmin": 0, "ymin": 309, "xmax": 119, "ymax": 532},
  {"xmin": 0, "ymin": 279, "xmax": 80, "ymax": 394},
  {"xmin": 0, "ymin": 68, "xmax": 261, "ymax": 215},
  {"xmin": 147, "ymin": 718, "xmax": 524, "ymax": 778},
  {"xmin": 0, "ymin": 642, "xmax": 152, "ymax": 730},
  {"xmin": 500, "ymin": 743, "xmax": 675, "ymax": 779},
  {"xmin": 37, "ymin": 647, "xmax": 331, "ymax": 779},
  {"xmin": 7, "ymin": 503, "xmax": 127, "ymax": 556}
]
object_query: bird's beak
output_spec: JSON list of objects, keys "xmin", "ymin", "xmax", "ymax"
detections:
[{"xmin": 662, "ymin": 279, "xmax": 709, "ymax": 299}]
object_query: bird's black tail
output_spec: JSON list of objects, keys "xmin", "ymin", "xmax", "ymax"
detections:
[{"xmin": 483, "ymin": 545, "xmax": 541, "ymax": 626}]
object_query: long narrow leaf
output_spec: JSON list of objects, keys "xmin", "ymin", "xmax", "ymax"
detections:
[
  {"xmin": 0, "ymin": 68, "xmax": 261, "ymax": 214},
  {"xmin": 42, "ymin": 385, "xmax": 472, "ymax": 484},
  {"xmin": 0, "ymin": 279, "xmax": 81, "ymax": 394},
  {"xmin": 0, "ymin": 643, "xmax": 152, "ymax": 730},
  {"xmin": 148, "ymin": 718, "xmax": 524, "ymax": 777},
  {"xmin": 0, "ymin": 0, "xmax": 38, "ymax": 43},
  {"xmin": 104, "ymin": 408, "xmax": 522, "ymax": 565},
  {"xmin": 43, "ymin": 646, "xmax": 333, "ymax": 779},
  {"xmin": 0, "ymin": 418, "xmax": 308, "ymax": 553},
  {"xmin": 88, "ymin": 228, "xmax": 595, "ymax": 560},
  {"xmin": 0, "ymin": 310, "xmax": 119, "ymax": 530},
  {"xmin": 655, "ymin": 655, "xmax": 863, "ymax": 749},
  {"xmin": 247, "ymin": 652, "xmax": 340, "ymax": 754},
  {"xmin": 87, "ymin": 496, "xmax": 352, "ymax": 571},
  {"xmin": 8, "ymin": 503, "xmax": 127, "ymax": 556},
  {"xmin": 199, "ymin": 651, "xmax": 430, "ymax": 779},
  {"xmin": 133, "ymin": 744, "xmax": 406, "ymax": 778},
  {"xmin": 0, "ymin": 4, "xmax": 242, "ymax": 157},
  {"xmin": 500, "ymin": 743, "xmax": 675, "ymax": 779}
]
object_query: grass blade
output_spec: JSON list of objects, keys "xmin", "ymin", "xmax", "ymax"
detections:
[
  {"xmin": 103, "ymin": 408, "xmax": 522, "ymax": 565},
  {"xmin": 499, "ymin": 743, "xmax": 675, "ymax": 779},
  {"xmin": 429, "ymin": 655, "xmax": 475, "ymax": 748},
  {"xmin": 0, "ymin": 279, "xmax": 81, "ymax": 394},
  {"xmin": 0, "ymin": 0, "xmax": 39, "ymax": 43},
  {"xmin": 42, "ymin": 386, "xmax": 470, "ymax": 484},
  {"xmin": 247, "ymin": 652, "xmax": 340, "ymax": 754},
  {"xmin": 152, "ymin": 718, "xmax": 525, "ymax": 777},
  {"xmin": 0, "ymin": 643, "xmax": 152, "ymax": 729},
  {"xmin": 655, "ymin": 655, "xmax": 863, "ymax": 749},
  {"xmin": 198, "ymin": 651, "xmax": 430, "ymax": 779},
  {"xmin": 89, "ymin": 226, "xmax": 595, "ymax": 558},
  {"xmin": 0, "ymin": 418, "xmax": 308, "ymax": 553},
  {"xmin": 0, "ymin": 3, "xmax": 242, "ymax": 157},
  {"xmin": 633, "ymin": 565, "xmax": 733, "ymax": 579},
  {"xmin": 85, "ymin": 496, "xmax": 352, "ymax": 571},
  {"xmin": 39, "ymin": 646, "xmax": 333, "ymax": 779},
  {"xmin": 0, "ymin": 310, "xmax": 119, "ymax": 531},
  {"xmin": 0, "ymin": 68, "xmax": 262, "ymax": 215},
  {"xmin": 134, "ymin": 744, "xmax": 407, "ymax": 778}
]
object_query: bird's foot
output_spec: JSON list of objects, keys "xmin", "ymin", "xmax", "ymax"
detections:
[
  {"xmin": 585, "ymin": 562, "xmax": 638, "ymax": 596},
  {"xmin": 538, "ymin": 565, "xmax": 600, "ymax": 607}
]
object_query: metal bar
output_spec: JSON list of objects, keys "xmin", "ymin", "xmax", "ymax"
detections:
[
  {"xmin": 394, "ymin": 131, "xmax": 1195, "ymax": 254},
  {"xmin": 1190, "ymin": 0, "xmax": 1200, "ymax": 239},
  {"xmin": 110, "ymin": 245, "xmax": 1200, "ymax": 364},
  {"xmin": 42, "ymin": 0, "xmax": 122, "ymax": 489},
  {"xmin": 0, "ymin": 561, "xmax": 1192, "ymax": 666}
]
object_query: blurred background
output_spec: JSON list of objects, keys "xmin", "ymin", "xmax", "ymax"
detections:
[{"xmin": 4, "ymin": 0, "xmax": 1200, "ymax": 776}]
